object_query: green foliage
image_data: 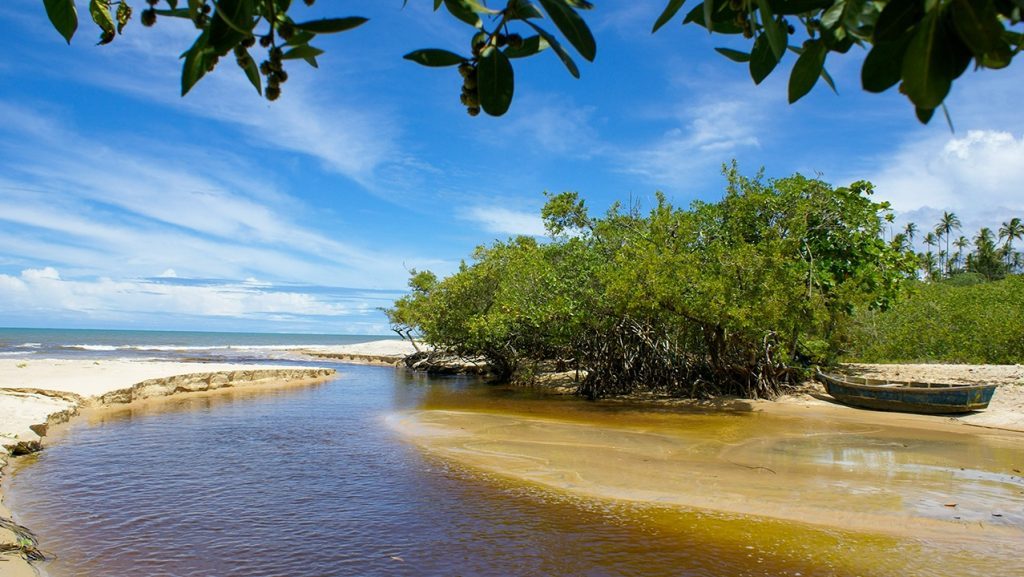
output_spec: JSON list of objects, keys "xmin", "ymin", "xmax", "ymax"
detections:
[
  {"xmin": 40, "ymin": 1, "xmax": 1023, "ymax": 121},
  {"xmin": 847, "ymin": 276, "xmax": 1024, "ymax": 364},
  {"xmin": 387, "ymin": 166, "xmax": 914, "ymax": 398}
]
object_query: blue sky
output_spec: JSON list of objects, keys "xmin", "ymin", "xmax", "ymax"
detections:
[{"xmin": 1, "ymin": 1, "xmax": 1022, "ymax": 335}]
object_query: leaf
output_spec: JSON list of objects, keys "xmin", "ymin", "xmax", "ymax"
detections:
[
  {"xmin": 477, "ymin": 47, "xmax": 515, "ymax": 116},
  {"xmin": 286, "ymin": 31, "xmax": 316, "ymax": 46},
  {"xmin": 181, "ymin": 31, "xmax": 211, "ymax": 96},
  {"xmin": 788, "ymin": 40, "xmax": 826, "ymax": 103},
  {"xmin": 403, "ymin": 48, "xmax": 468, "ymax": 67},
  {"xmin": 653, "ymin": 0, "xmax": 687, "ymax": 33},
  {"xmin": 443, "ymin": 0, "xmax": 483, "ymax": 27},
  {"xmin": 771, "ymin": 0, "xmax": 834, "ymax": 15},
  {"xmin": 524, "ymin": 20, "xmax": 580, "ymax": 77},
  {"xmin": 901, "ymin": 10, "xmax": 953, "ymax": 109},
  {"xmin": 756, "ymin": 0, "xmax": 787, "ymax": 59},
  {"xmin": 505, "ymin": 35, "xmax": 550, "ymax": 58},
  {"xmin": 90, "ymin": 0, "xmax": 115, "ymax": 44},
  {"xmin": 44, "ymin": 0, "xmax": 78, "ymax": 44},
  {"xmin": 294, "ymin": 17, "xmax": 368, "ymax": 34},
  {"xmin": 283, "ymin": 45, "xmax": 325, "ymax": 61},
  {"xmin": 236, "ymin": 47, "xmax": 262, "ymax": 95},
  {"xmin": 715, "ymin": 47, "xmax": 751, "ymax": 62},
  {"xmin": 154, "ymin": 8, "xmax": 191, "ymax": 18},
  {"xmin": 749, "ymin": 33, "xmax": 779, "ymax": 84},
  {"xmin": 507, "ymin": 0, "xmax": 544, "ymax": 19},
  {"xmin": 950, "ymin": 0, "xmax": 1004, "ymax": 57},
  {"xmin": 820, "ymin": 65, "xmax": 838, "ymax": 94},
  {"xmin": 703, "ymin": 0, "xmax": 714, "ymax": 33},
  {"xmin": 915, "ymin": 106, "xmax": 935, "ymax": 123},
  {"xmin": 115, "ymin": 1, "xmax": 130, "ymax": 34},
  {"xmin": 861, "ymin": 36, "xmax": 910, "ymax": 92},
  {"xmin": 874, "ymin": 0, "xmax": 925, "ymax": 42},
  {"xmin": 538, "ymin": 0, "xmax": 597, "ymax": 61},
  {"xmin": 208, "ymin": 0, "xmax": 251, "ymax": 54}
]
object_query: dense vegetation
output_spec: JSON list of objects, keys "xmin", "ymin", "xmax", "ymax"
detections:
[
  {"xmin": 848, "ymin": 275, "xmax": 1024, "ymax": 364},
  {"xmin": 387, "ymin": 166, "xmax": 915, "ymax": 399},
  {"xmin": 844, "ymin": 213, "xmax": 1024, "ymax": 364}
]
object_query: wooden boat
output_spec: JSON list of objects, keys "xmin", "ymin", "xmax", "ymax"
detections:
[{"xmin": 814, "ymin": 371, "xmax": 997, "ymax": 414}]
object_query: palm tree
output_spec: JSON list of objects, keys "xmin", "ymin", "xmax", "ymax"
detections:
[
  {"xmin": 998, "ymin": 217, "xmax": 1023, "ymax": 267},
  {"xmin": 971, "ymin": 227, "xmax": 1003, "ymax": 279},
  {"xmin": 903, "ymin": 222, "xmax": 918, "ymax": 248},
  {"xmin": 935, "ymin": 211, "xmax": 961, "ymax": 278},
  {"xmin": 953, "ymin": 235, "xmax": 969, "ymax": 273}
]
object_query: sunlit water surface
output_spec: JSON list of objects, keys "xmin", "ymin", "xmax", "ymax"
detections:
[{"xmin": 6, "ymin": 363, "xmax": 1023, "ymax": 577}]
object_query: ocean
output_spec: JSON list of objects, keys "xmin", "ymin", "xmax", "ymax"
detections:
[{"xmin": 0, "ymin": 327, "xmax": 392, "ymax": 363}]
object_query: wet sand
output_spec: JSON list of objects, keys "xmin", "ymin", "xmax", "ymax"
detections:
[{"xmin": 389, "ymin": 369, "xmax": 1024, "ymax": 574}]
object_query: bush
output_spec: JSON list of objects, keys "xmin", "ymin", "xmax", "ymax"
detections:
[{"xmin": 846, "ymin": 276, "xmax": 1024, "ymax": 364}]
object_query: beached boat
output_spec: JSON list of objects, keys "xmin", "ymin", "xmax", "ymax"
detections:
[{"xmin": 814, "ymin": 371, "xmax": 997, "ymax": 414}]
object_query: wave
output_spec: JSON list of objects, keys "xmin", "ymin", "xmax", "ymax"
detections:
[
  {"xmin": 0, "ymin": 351, "xmax": 30, "ymax": 356},
  {"xmin": 16, "ymin": 342, "xmax": 42, "ymax": 348}
]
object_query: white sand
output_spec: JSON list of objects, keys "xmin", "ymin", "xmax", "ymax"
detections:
[{"xmin": 299, "ymin": 339, "xmax": 420, "ymax": 357}]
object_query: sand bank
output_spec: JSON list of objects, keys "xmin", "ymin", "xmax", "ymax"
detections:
[
  {"xmin": 297, "ymin": 339, "xmax": 420, "ymax": 366},
  {"xmin": 389, "ymin": 364, "xmax": 1024, "ymax": 553},
  {"xmin": 0, "ymin": 359, "xmax": 335, "ymax": 574}
]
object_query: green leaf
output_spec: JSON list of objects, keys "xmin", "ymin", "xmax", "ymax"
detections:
[
  {"xmin": 820, "ymin": 65, "xmax": 838, "ymax": 94},
  {"xmin": 715, "ymin": 47, "xmax": 751, "ymax": 62},
  {"xmin": 477, "ymin": 47, "xmax": 515, "ymax": 116},
  {"xmin": 403, "ymin": 48, "xmax": 468, "ymax": 67},
  {"xmin": 756, "ymin": 0, "xmax": 787, "ymax": 59},
  {"xmin": 283, "ymin": 45, "xmax": 325, "ymax": 61},
  {"xmin": 294, "ymin": 17, "xmax": 368, "ymax": 34},
  {"xmin": 788, "ymin": 40, "xmax": 826, "ymax": 103},
  {"xmin": 901, "ymin": 10, "xmax": 953, "ymax": 109},
  {"xmin": 89, "ymin": 0, "xmax": 115, "ymax": 44},
  {"xmin": 181, "ymin": 31, "xmax": 211, "ymax": 96},
  {"xmin": 538, "ymin": 0, "xmax": 597, "ymax": 61},
  {"xmin": 874, "ymin": 0, "xmax": 925, "ymax": 42},
  {"xmin": 236, "ymin": 47, "xmax": 262, "ymax": 96},
  {"xmin": 861, "ymin": 36, "xmax": 910, "ymax": 92},
  {"xmin": 443, "ymin": 0, "xmax": 484, "ymax": 27},
  {"xmin": 749, "ymin": 33, "xmax": 779, "ymax": 84},
  {"xmin": 507, "ymin": 0, "xmax": 544, "ymax": 19},
  {"xmin": 505, "ymin": 35, "xmax": 550, "ymax": 58},
  {"xmin": 115, "ymin": 1, "xmax": 130, "ymax": 34},
  {"xmin": 208, "ymin": 0, "xmax": 251, "ymax": 55},
  {"xmin": 771, "ymin": 0, "xmax": 834, "ymax": 15},
  {"xmin": 44, "ymin": 0, "xmax": 78, "ymax": 44},
  {"xmin": 154, "ymin": 8, "xmax": 192, "ymax": 18},
  {"xmin": 915, "ymin": 106, "xmax": 935, "ymax": 123},
  {"xmin": 524, "ymin": 20, "xmax": 580, "ymax": 77},
  {"xmin": 703, "ymin": 0, "xmax": 714, "ymax": 33},
  {"xmin": 286, "ymin": 31, "xmax": 316, "ymax": 46},
  {"xmin": 951, "ymin": 0, "xmax": 1004, "ymax": 57},
  {"xmin": 653, "ymin": 0, "xmax": 687, "ymax": 33}
]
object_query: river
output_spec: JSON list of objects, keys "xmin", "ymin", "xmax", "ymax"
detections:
[{"xmin": 6, "ymin": 362, "xmax": 1023, "ymax": 576}]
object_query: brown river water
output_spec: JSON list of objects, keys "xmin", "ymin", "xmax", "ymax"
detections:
[{"xmin": 6, "ymin": 362, "xmax": 1024, "ymax": 577}]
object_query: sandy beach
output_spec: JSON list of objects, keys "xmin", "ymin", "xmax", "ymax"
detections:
[{"xmin": 0, "ymin": 357, "xmax": 338, "ymax": 576}]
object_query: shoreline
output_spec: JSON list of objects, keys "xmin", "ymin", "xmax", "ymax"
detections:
[{"xmin": 0, "ymin": 358, "xmax": 338, "ymax": 576}]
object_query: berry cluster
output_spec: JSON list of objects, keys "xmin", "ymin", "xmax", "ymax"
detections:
[
  {"xmin": 259, "ymin": 46, "xmax": 288, "ymax": 101},
  {"xmin": 459, "ymin": 62, "xmax": 480, "ymax": 116}
]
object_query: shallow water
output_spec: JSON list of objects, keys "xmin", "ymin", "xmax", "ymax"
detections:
[{"xmin": 6, "ymin": 364, "xmax": 1024, "ymax": 577}]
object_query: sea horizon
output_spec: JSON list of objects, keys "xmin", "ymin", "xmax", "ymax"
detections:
[{"xmin": 0, "ymin": 327, "xmax": 397, "ymax": 363}]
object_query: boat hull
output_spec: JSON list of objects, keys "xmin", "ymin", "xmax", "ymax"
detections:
[{"xmin": 815, "ymin": 372, "xmax": 997, "ymax": 414}]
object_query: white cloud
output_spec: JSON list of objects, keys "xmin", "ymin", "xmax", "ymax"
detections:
[
  {"xmin": 870, "ymin": 130, "xmax": 1024, "ymax": 234},
  {"xmin": 159, "ymin": 269, "xmax": 177, "ymax": 278},
  {"xmin": 461, "ymin": 206, "xmax": 547, "ymax": 237},
  {"xmin": 616, "ymin": 99, "xmax": 762, "ymax": 189},
  {"xmin": 494, "ymin": 95, "xmax": 602, "ymax": 158},
  {"xmin": 0, "ymin": 268, "xmax": 356, "ymax": 320}
]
